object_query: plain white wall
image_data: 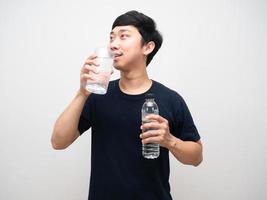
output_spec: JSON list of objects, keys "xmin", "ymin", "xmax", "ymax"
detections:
[{"xmin": 1, "ymin": 0, "xmax": 266, "ymax": 199}]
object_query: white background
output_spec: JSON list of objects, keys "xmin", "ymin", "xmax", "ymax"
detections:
[{"xmin": 1, "ymin": 0, "xmax": 266, "ymax": 199}]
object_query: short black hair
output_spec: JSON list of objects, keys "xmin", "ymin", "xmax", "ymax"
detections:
[{"xmin": 112, "ymin": 10, "xmax": 163, "ymax": 66}]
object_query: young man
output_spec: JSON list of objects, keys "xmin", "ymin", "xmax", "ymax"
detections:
[{"xmin": 51, "ymin": 10, "xmax": 203, "ymax": 200}]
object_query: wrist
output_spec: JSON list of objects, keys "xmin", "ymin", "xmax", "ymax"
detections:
[
  {"xmin": 167, "ymin": 135, "xmax": 181, "ymax": 151},
  {"xmin": 75, "ymin": 89, "xmax": 90, "ymax": 105},
  {"xmin": 78, "ymin": 88, "xmax": 91, "ymax": 98}
]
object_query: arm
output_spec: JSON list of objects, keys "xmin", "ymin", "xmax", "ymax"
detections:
[
  {"xmin": 167, "ymin": 136, "xmax": 203, "ymax": 166},
  {"xmin": 51, "ymin": 90, "xmax": 88, "ymax": 149},
  {"xmin": 140, "ymin": 114, "xmax": 203, "ymax": 166},
  {"xmin": 51, "ymin": 54, "xmax": 99, "ymax": 149}
]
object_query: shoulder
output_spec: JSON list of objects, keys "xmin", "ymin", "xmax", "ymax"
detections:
[
  {"xmin": 108, "ymin": 79, "xmax": 119, "ymax": 89},
  {"xmin": 152, "ymin": 80, "xmax": 190, "ymax": 115},
  {"xmin": 105, "ymin": 79, "xmax": 119, "ymax": 95},
  {"xmin": 152, "ymin": 80, "xmax": 184, "ymax": 102}
]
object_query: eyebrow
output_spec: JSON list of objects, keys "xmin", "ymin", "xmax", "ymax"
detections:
[{"xmin": 110, "ymin": 29, "xmax": 131, "ymax": 35}]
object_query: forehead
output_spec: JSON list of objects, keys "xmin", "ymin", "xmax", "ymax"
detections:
[{"xmin": 110, "ymin": 25, "xmax": 139, "ymax": 34}]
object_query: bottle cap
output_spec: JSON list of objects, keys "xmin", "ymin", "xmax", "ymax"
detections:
[{"xmin": 145, "ymin": 93, "xmax": 155, "ymax": 99}]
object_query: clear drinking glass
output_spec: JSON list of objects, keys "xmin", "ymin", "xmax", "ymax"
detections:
[{"xmin": 85, "ymin": 47, "xmax": 113, "ymax": 94}]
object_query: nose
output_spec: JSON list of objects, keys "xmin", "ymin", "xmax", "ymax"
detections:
[{"xmin": 109, "ymin": 37, "xmax": 119, "ymax": 51}]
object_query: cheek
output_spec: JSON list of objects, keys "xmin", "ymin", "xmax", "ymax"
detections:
[
  {"xmin": 125, "ymin": 37, "xmax": 142, "ymax": 49},
  {"xmin": 125, "ymin": 49, "xmax": 141, "ymax": 62},
  {"xmin": 126, "ymin": 41, "xmax": 143, "ymax": 56},
  {"xmin": 116, "ymin": 37, "xmax": 143, "ymax": 63}
]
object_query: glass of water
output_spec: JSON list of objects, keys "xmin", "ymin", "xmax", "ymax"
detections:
[{"xmin": 85, "ymin": 47, "xmax": 114, "ymax": 94}]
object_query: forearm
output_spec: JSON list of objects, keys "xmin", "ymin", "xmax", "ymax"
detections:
[
  {"xmin": 51, "ymin": 90, "xmax": 89, "ymax": 149},
  {"xmin": 167, "ymin": 135, "xmax": 203, "ymax": 166}
]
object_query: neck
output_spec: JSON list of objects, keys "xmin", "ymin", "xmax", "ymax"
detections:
[{"xmin": 119, "ymin": 67, "xmax": 152, "ymax": 95}]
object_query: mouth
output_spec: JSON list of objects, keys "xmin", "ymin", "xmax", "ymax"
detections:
[{"xmin": 113, "ymin": 52, "xmax": 123, "ymax": 58}]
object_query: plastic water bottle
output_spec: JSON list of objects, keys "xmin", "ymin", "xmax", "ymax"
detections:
[{"xmin": 142, "ymin": 93, "xmax": 160, "ymax": 159}]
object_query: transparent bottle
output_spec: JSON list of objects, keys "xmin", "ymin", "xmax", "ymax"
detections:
[{"xmin": 141, "ymin": 93, "xmax": 160, "ymax": 159}]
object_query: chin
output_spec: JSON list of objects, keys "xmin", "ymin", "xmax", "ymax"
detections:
[
  {"xmin": 114, "ymin": 65, "xmax": 120, "ymax": 69},
  {"xmin": 114, "ymin": 63, "xmax": 123, "ymax": 70}
]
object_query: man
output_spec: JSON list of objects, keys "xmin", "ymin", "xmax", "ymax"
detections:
[{"xmin": 51, "ymin": 10, "xmax": 203, "ymax": 200}]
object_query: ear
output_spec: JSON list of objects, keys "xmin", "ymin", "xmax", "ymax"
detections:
[{"xmin": 142, "ymin": 41, "xmax": 155, "ymax": 56}]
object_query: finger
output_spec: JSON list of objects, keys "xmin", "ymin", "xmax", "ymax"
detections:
[
  {"xmin": 145, "ymin": 114, "xmax": 168, "ymax": 123},
  {"xmin": 140, "ymin": 121, "xmax": 161, "ymax": 132},
  {"xmin": 86, "ymin": 77, "xmax": 98, "ymax": 83},
  {"xmin": 140, "ymin": 130, "xmax": 160, "ymax": 139},
  {"xmin": 80, "ymin": 65, "xmax": 99, "ymax": 76},
  {"xmin": 86, "ymin": 53, "xmax": 97, "ymax": 60},
  {"xmin": 80, "ymin": 74, "xmax": 90, "ymax": 82},
  {"xmin": 84, "ymin": 59, "xmax": 100, "ymax": 67},
  {"xmin": 80, "ymin": 73, "xmax": 97, "ymax": 82},
  {"xmin": 83, "ymin": 64, "xmax": 99, "ymax": 74},
  {"xmin": 80, "ymin": 65, "xmax": 90, "ymax": 74},
  {"xmin": 142, "ymin": 136, "xmax": 161, "ymax": 144},
  {"xmin": 84, "ymin": 54, "xmax": 99, "ymax": 66}
]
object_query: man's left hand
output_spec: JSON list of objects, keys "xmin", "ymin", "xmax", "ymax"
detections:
[{"xmin": 140, "ymin": 114, "xmax": 175, "ymax": 148}]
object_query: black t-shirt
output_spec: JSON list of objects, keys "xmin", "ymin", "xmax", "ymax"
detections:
[{"xmin": 78, "ymin": 79, "xmax": 200, "ymax": 200}]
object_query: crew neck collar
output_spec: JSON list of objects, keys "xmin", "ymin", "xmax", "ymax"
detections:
[{"xmin": 115, "ymin": 79, "xmax": 155, "ymax": 100}]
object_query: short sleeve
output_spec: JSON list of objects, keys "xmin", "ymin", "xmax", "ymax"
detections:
[
  {"xmin": 172, "ymin": 93, "xmax": 200, "ymax": 142},
  {"xmin": 78, "ymin": 95, "xmax": 94, "ymax": 135}
]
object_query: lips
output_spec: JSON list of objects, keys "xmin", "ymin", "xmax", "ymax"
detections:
[
  {"xmin": 114, "ymin": 52, "xmax": 123, "ymax": 58},
  {"xmin": 113, "ymin": 52, "xmax": 123, "ymax": 62}
]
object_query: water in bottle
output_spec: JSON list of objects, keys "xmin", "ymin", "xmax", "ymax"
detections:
[{"xmin": 141, "ymin": 93, "xmax": 160, "ymax": 159}]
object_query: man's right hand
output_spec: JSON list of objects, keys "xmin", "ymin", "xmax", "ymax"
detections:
[{"xmin": 79, "ymin": 53, "xmax": 100, "ymax": 96}]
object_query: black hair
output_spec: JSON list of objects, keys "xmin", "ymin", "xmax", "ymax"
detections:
[{"xmin": 112, "ymin": 10, "xmax": 163, "ymax": 66}]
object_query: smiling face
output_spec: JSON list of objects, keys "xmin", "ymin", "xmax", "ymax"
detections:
[{"xmin": 109, "ymin": 25, "xmax": 153, "ymax": 72}]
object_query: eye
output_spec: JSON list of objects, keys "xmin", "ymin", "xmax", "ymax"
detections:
[
  {"xmin": 110, "ymin": 35, "xmax": 115, "ymax": 42},
  {"xmin": 120, "ymin": 34, "xmax": 129, "ymax": 39}
]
